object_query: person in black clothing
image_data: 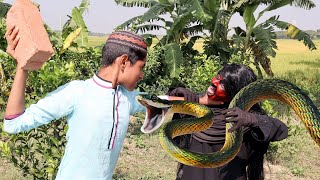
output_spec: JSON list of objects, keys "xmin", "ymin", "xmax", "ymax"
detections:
[{"xmin": 167, "ymin": 63, "xmax": 288, "ymax": 180}]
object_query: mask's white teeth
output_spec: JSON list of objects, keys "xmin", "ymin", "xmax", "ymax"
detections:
[{"xmin": 207, "ymin": 86, "xmax": 216, "ymax": 96}]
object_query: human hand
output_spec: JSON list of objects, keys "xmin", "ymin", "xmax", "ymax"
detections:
[
  {"xmin": 222, "ymin": 107, "xmax": 258, "ymax": 132},
  {"xmin": 166, "ymin": 87, "xmax": 198, "ymax": 102},
  {"xmin": 5, "ymin": 24, "xmax": 20, "ymax": 60}
]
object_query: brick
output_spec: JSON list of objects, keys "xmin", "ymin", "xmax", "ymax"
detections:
[{"xmin": 6, "ymin": 0, "xmax": 54, "ymax": 70}]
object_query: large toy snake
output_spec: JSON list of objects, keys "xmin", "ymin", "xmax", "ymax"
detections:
[{"xmin": 136, "ymin": 79, "xmax": 320, "ymax": 168}]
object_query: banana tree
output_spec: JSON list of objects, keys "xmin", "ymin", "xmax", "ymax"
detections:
[
  {"xmin": 115, "ymin": 0, "xmax": 219, "ymax": 78},
  {"xmin": 230, "ymin": 0, "xmax": 316, "ymax": 77}
]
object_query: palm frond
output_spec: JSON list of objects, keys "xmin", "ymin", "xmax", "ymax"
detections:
[
  {"xmin": 115, "ymin": 0, "xmax": 154, "ymax": 8},
  {"xmin": 187, "ymin": 0, "xmax": 213, "ymax": 23},
  {"xmin": 252, "ymin": 15, "xmax": 279, "ymax": 57},
  {"xmin": 72, "ymin": 8, "xmax": 88, "ymax": 46},
  {"xmin": 203, "ymin": 0, "xmax": 220, "ymax": 17},
  {"xmin": 252, "ymin": 26, "xmax": 277, "ymax": 57},
  {"xmin": 210, "ymin": 10, "xmax": 231, "ymax": 41},
  {"xmin": 60, "ymin": 27, "xmax": 82, "ymax": 54},
  {"xmin": 250, "ymin": 41, "xmax": 274, "ymax": 77},
  {"xmin": 135, "ymin": 24, "xmax": 164, "ymax": 33},
  {"xmin": 181, "ymin": 24, "xmax": 204, "ymax": 37},
  {"xmin": 213, "ymin": 22, "xmax": 229, "ymax": 41},
  {"xmin": 275, "ymin": 21, "xmax": 316, "ymax": 50},
  {"xmin": 256, "ymin": 0, "xmax": 315, "ymax": 9},
  {"xmin": 140, "ymin": 2, "xmax": 171, "ymax": 22},
  {"xmin": 116, "ymin": 16, "xmax": 143, "ymax": 30},
  {"xmin": 232, "ymin": 33, "xmax": 246, "ymax": 48},
  {"xmin": 78, "ymin": 0, "xmax": 90, "ymax": 14},
  {"xmin": 169, "ymin": 11, "xmax": 193, "ymax": 39},
  {"xmin": 164, "ymin": 43, "xmax": 183, "ymax": 78},
  {"xmin": 231, "ymin": 0, "xmax": 250, "ymax": 11},
  {"xmin": 291, "ymin": 0, "xmax": 315, "ymax": 10}
]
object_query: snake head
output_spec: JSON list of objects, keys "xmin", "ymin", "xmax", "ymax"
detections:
[
  {"xmin": 136, "ymin": 94, "xmax": 172, "ymax": 133},
  {"xmin": 136, "ymin": 94, "xmax": 173, "ymax": 108}
]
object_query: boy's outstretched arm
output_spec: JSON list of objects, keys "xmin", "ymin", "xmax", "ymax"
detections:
[{"xmin": 4, "ymin": 24, "xmax": 28, "ymax": 118}]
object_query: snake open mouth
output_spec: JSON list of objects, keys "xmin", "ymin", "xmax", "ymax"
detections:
[
  {"xmin": 136, "ymin": 95, "xmax": 171, "ymax": 133},
  {"xmin": 141, "ymin": 105, "xmax": 168, "ymax": 133}
]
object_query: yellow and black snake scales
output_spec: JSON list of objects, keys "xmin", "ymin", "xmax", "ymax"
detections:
[{"xmin": 136, "ymin": 79, "xmax": 320, "ymax": 168}]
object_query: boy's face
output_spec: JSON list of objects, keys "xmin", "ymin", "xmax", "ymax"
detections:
[{"xmin": 121, "ymin": 58, "xmax": 146, "ymax": 91}]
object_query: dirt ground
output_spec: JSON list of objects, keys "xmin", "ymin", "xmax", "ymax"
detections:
[{"xmin": 264, "ymin": 163, "xmax": 318, "ymax": 180}]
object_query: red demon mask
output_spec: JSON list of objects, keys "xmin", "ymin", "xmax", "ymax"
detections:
[{"xmin": 207, "ymin": 76, "xmax": 229, "ymax": 102}]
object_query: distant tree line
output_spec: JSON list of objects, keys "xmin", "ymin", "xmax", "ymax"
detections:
[{"xmin": 88, "ymin": 31, "xmax": 107, "ymax": 37}]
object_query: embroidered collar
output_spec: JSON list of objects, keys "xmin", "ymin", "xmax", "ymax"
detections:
[{"xmin": 93, "ymin": 74, "xmax": 113, "ymax": 89}]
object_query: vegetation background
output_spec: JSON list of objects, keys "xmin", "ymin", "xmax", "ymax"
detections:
[
  {"xmin": 1, "ymin": 37, "xmax": 319, "ymax": 180},
  {"xmin": 0, "ymin": 0, "xmax": 320, "ymax": 179}
]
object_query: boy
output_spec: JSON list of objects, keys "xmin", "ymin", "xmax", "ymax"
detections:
[{"xmin": 4, "ymin": 25, "xmax": 149, "ymax": 179}]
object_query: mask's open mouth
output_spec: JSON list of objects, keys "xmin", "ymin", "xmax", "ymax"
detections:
[
  {"xmin": 207, "ymin": 85, "xmax": 216, "ymax": 97},
  {"xmin": 136, "ymin": 96, "xmax": 171, "ymax": 133}
]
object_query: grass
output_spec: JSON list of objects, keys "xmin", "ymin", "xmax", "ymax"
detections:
[
  {"xmin": 87, "ymin": 36, "xmax": 107, "ymax": 47},
  {"xmin": 1, "ymin": 38, "xmax": 319, "ymax": 179},
  {"xmin": 271, "ymin": 39, "xmax": 320, "ymax": 75},
  {"xmin": 113, "ymin": 116, "xmax": 176, "ymax": 179}
]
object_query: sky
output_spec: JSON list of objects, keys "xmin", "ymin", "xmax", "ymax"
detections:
[{"xmin": 4, "ymin": 0, "xmax": 320, "ymax": 34}]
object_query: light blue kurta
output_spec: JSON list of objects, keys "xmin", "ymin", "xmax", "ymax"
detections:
[{"xmin": 3, "ymin": 74, "xmax": 145, "ymax": 179}]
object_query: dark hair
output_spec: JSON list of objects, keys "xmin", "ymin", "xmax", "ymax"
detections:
[
  {"xmin": 218, "ymin": 63, "xmax": 257, "ymax": 99},
  {"xmin": 101, "ymin": 43, "xmax": 147, "ymax": 66},
  {"xmin": 218, "ymin": 63, "xmax": 265, "ymax": 180}
]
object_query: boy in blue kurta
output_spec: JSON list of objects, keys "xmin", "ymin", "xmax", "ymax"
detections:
[{"xmin": 4, "ymin": 27, "xmax": 150, "ymax": 179}]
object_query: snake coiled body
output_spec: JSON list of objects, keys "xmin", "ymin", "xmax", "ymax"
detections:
[{"xmin": 136, "ymin": 79, "xmax": 320, "ymax": 168}]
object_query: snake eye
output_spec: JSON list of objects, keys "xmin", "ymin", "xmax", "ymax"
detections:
[{"xmin": 151, "ymin": 95, "xmax": 158, "ymax": 100}]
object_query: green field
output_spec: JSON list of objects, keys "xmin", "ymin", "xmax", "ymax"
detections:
[
  {"xmin": 1, "ymin": 38, "xmax": 319, "ymax": 180},
  {"xmin": 271, "ymin": 39, "xmax": 320, "ymax": 75},
  {"xmin": 87, "ymin": 36, "xmax": 107, "ymax": 47}
]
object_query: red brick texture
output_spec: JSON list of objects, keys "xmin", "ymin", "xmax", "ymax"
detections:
[{"xmin": 6, "ymin": 0, "xmax": 54, "ymax": 70}]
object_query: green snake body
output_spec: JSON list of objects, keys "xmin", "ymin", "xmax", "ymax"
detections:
[{"xmin": 136, "ymin": 79, "xmax": 320, "ymax": 168}]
